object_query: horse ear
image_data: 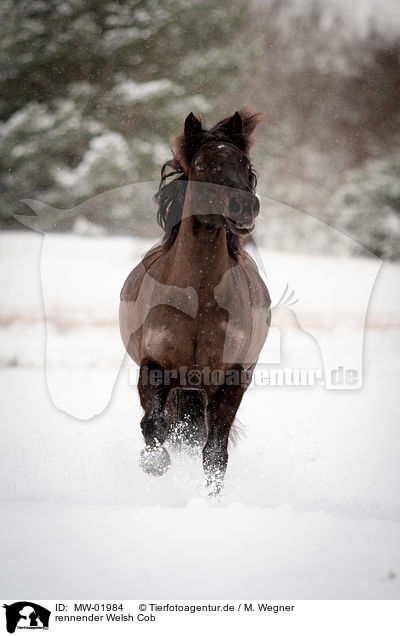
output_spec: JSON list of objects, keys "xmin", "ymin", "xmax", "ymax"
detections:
[
  {"xmin": 184, "ymin": 112, "xmax": 202, "ymax": 136},
  {"xmin": 224, "ymin": 111, "xmax": 244, "ymax": 135},
  {"xmin": 171, "ymin": 113, "xmax": 203, "ymax": 172}
]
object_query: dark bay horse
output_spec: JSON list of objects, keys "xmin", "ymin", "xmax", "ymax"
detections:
[{"xmin": 120, "ymin": 110, "xmax": 271, "ymax": 495}]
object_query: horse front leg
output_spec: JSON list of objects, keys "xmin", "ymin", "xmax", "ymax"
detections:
[
  {"xmin": 138, "ymin": 359, "xmax": 171, "ymax": 476},
  {"xmin": 203, "ymin": 380, "xmax": 246, "ymax": 497}
]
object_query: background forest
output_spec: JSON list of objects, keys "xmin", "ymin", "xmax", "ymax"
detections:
[{"xmin": 1, "ymin": 0, "xmax": 399, "ymax": 258}]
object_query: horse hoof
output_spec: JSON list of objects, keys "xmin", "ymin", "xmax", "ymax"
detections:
[
  {"xmin": 205, "ymin": 474, "xmax": 224, "ymax": 499},
  {"xmin": 139, "ymin": 445, "xmax": 171, "ymax": 476}
]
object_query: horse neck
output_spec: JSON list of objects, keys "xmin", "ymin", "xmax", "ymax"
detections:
[{"xmin": 168, "ymin": 180, "xmax": 231, "ymax": 287}]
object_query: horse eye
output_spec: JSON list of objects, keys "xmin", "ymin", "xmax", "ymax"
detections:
[{"xmin": 196, "ymin": 163, "xmax": 206, "ymax": 171}]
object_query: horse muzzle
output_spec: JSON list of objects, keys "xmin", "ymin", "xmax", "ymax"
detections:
[{"xmin": 226, "ymin": 193, "xmax": 259, "ymax": 234}]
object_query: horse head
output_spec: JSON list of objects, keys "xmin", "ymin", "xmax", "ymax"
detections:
[{"xmin": 156, "ymin": 109, "xmax": 263, "ymax": 244}]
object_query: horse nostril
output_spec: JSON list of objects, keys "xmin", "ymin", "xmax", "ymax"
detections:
[
  {"xmin": 228, "ymin": 197, "xmax": 242, "ymax": 215},
  {"xmin": 252, "ymin": 197, "xmax": 260, "ymax": 216}
]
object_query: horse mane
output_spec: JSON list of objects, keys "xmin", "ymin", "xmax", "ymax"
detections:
[{"xmin": 155, "ymin": 109, "xmax": 261, "ymax": 254}]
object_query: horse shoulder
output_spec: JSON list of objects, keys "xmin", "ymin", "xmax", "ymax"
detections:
[
  {"xmin": 120, "ymin": 244, "xmax": 165, "ymax": 302},
  {"xmin": 239, "ymin": 251, "xmax": 271, "ymax": 310}
]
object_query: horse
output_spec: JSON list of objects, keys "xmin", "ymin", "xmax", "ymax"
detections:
[{"xmin": 120, "ymin": 110, "xmax": 271, "ymax": 495}]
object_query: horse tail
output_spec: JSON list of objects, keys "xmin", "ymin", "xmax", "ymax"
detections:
[{"xmin": 229, "ymin": 417, "xmax": 246, "ymax": 447}]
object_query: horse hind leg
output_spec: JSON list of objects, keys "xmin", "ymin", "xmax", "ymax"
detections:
[
  {"xmin": 138, "ymin": 360, "xmax": 171, "ymax": 476},
  {"xmin": 169, "ymin": 388, "xmax": 207, "ymax": 453}
]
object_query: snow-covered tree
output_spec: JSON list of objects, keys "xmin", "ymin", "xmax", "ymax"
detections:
[
  {"xmin": 326, "ymin": 137, "xmax": 400, "ymax": 260},
  {"xmin": 0, "ymin": 0, "xmax": 249, "ymax": 228}
]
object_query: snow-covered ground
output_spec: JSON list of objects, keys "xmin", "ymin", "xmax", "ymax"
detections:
[{"xmin": 0, "ymin": 232, "xmax": 399, "ymax": 599}]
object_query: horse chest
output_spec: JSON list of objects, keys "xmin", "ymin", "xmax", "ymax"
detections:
[
  {"xmin": 141, "ymin": 305, "xmax": 197, "ymax": 367},
  {"xmin": 121, "ymin": 253, "xmax": 268, "ymax": 371},
  {"xmin": 194, "ymin": 299, "xmax": 252, "ymax": 368},
  {"xmin": 139, "ymin": 297, "xmax": 252, "ymax": 370}
]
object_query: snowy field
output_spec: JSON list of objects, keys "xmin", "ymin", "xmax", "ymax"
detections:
[{"xmin": 1, "ymin": 231, "xmax": 400, "ymax": 599}]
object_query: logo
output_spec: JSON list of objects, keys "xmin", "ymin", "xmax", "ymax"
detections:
[{"xmin": 2, "ymin": 603, "xmax": 50, "ymax": 633}]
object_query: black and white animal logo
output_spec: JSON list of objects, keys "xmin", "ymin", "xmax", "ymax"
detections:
[{"xmin": 2, "ymin": 602, "xmax": 50, "ymax": 633}]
